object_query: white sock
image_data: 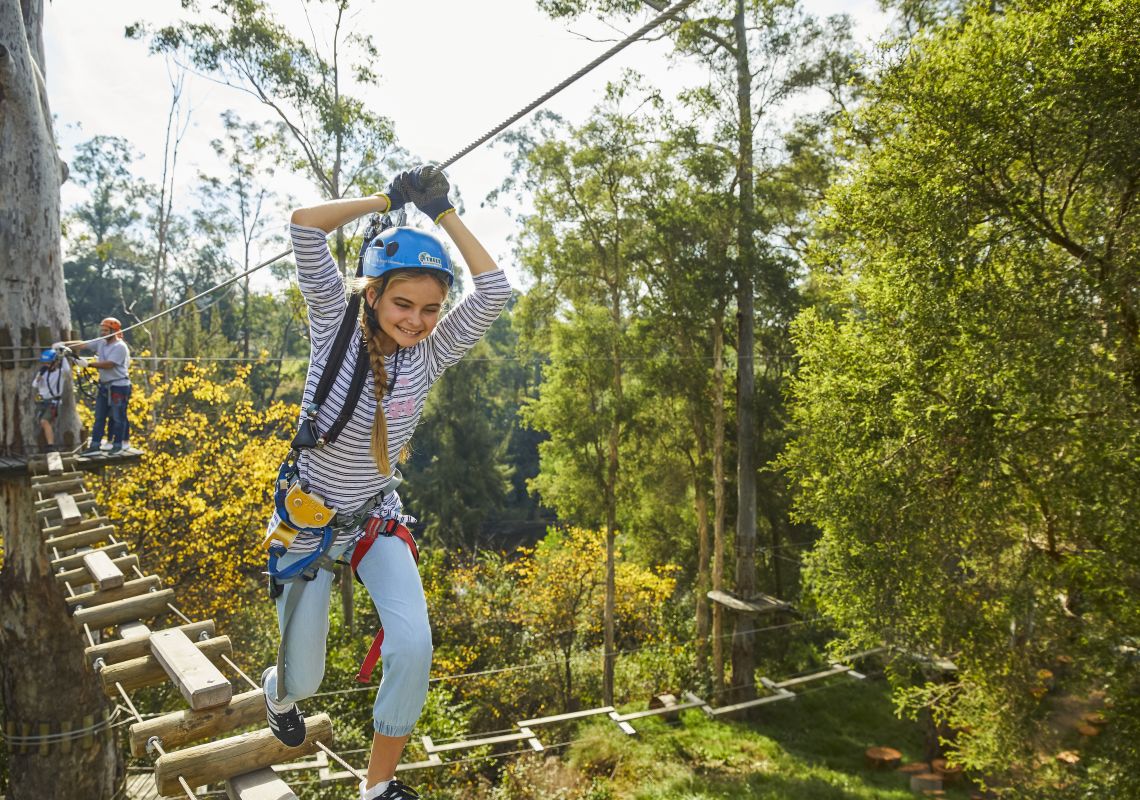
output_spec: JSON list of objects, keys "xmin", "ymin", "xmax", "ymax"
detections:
[{"xmin": 361, "ymin": 779, "xmax": 391, "ymax": 799}]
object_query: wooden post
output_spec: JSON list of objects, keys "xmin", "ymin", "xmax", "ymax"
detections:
[
  {"xmin": 129, "ymin": 688, "xmax": 264, "ymax": 756},
  {"xmin": 117, "ymin": 621, "xmax": 153, "ymax": 640},
  {"xmin": 72, "ymin": 587, "xmax": 174, "ymax": 629},
  {"xmin": 98, "ymin": 636, "xmax": 232, "ymax": 694},
  {"xmin": 154, "ymin": 713, "xmax": 334, "ymax": 796},
  {"xmin": 150, "ymin": 629, "xmax": 234, "ymax": 710},
  {"xmin": 84, "ymin": 620, "xmax": 215, "ymax": 669},
  {"xmin": 82, "ymin": 550, "xmax": 125, "ymax": 589},
  {"xmin": 31, "ymin": 475, "xmax": 85, "ymax": 495},
  {"xmin": 46, "ymin": 450, "xmax": 65, "ymax": 475}
]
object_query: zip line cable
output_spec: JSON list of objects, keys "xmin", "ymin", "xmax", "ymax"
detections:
[{"xmin": 55, "ymin": 0, "xmax": 697, "ymax": 348}]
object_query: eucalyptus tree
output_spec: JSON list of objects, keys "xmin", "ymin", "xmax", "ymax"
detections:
[
  {"xmin": 196, "ymin": 111, "xmax": 282, "ymax": 360},
  {"xmin": 784, "ymin": 0, "xmax": 1140, "ymax": 790},
  {"xmin": 540, "ymin": 0, "xmax": 848, "ymax": 699},
  {"xmin": 132, "ymin": 0, "xmax": 402, "ymax": 271},
  {"xmin": 63, "ymin": 135, "xmax": 152, "ymax": 334},
  {"xmin": 503, "ymin": 85, "xmax": 667, "ymax": 704},
  {"xmin": 0, "ymin": 0, "xmax": 118, "ymax": 794}
]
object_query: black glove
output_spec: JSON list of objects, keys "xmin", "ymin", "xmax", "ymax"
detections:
[
  {"xmin": 396, "ymin": 165, "xmax": 455, "ymax": 223},
  {"xmin": 382, "ymin": 173, "xmax": 409, "ymax": 212}
]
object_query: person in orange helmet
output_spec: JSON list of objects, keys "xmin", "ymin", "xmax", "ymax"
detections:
[{"xmin": 69, "ymin": 317, "xmax": 133, "ymax": 456}]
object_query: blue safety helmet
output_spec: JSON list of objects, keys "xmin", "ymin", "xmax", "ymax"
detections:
[
  {"xmin": 361, "ymin": 227, "xmax": 454, "ymax": 287},
  {"xmin": 40, "ymin": 348, "xmax": 57, "ymax": 363}
]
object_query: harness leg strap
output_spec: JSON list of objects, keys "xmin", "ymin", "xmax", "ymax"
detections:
[{"xmin": 351, "ymin": 519, "xmax": 419, "ymax": 685}]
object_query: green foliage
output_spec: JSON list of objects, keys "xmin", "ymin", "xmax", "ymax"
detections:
[{"xmin": 783, "ymin": 0, "xmax": 1140, "ymax": 791}]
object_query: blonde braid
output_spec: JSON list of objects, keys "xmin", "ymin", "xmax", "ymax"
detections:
[{"xmin": 360, "ymin": 314, "xmax": 392, "ymax": 475}]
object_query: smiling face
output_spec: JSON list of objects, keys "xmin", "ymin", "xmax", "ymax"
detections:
[{"xmin": 365, "ymin": 273, "xmax": 448, "ymax": 353}]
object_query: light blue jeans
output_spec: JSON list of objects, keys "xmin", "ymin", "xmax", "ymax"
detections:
[{"xmin": 262, "ymin": 534, "xmax": 432, "ymax": 737}]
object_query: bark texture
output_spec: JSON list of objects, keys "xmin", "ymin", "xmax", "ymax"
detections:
[{"xmin": 0, "ymin": 1, "xmax": 119, "ymax": 795}]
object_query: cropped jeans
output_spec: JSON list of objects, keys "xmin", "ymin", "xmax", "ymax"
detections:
[{"xmin": 262, "ymin": 534, "xmax": 432, "ymax": 737}]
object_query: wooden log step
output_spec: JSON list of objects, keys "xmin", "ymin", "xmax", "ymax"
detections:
[
  {"xmin": 99, "ymin": 635, "xmax": 232, "ymax": 694},
  {"xmin": 154, "ymin": 713, "xmax": 333, "ymax": 796},
  {"xmin": 37, "ymin": 497, "xmax": 96, "ymax": 522},
  {"xmin": 85, "ymin": 620, "xmax": 215, "ymax": 669},
  {"xmin": 67, "ymin": 576, "xmax": 162, "ymax": 610},
  {"xmin": 129, "ymin": 688, "xmax": 264, "ymax": 756},
  {"xmin": 52, "ymin": 542, "xmax": 128, "ymax": 572},
  {"xmin": 42, "ymin": 515, "xmax": 110, "ymax": 539},
  {"xmin": 910, "ymin": 772, "xmax": 943, "ymax": 791},
  {"xmin": 57, "ymin": 555, "xmax": 137, "ymax": 587},
  {"xmin": 73, "ymin": 587, "xmax": 173, "ymax": 630},
  {"xmin": 226, "ymin": 767, "xmax": 299, "ymax": 800},
  {"xmin": 46, "ymin": 524, "xmax": 117, "ymax": 554},
  {"xmin": 82, "ymin": 550, "xmax": 125, "ymax": 589},
  {"xmin": 31, "ymin": 475, "xmax": 85, "ymax": 495},
  {"xmin": 119, "ymin": 621, "xmax": 152, "ymax": 639},
  {"xmin": 151, "ymin": 628, "xmax": 234, "ymax": 710},
  {"xmin": 36, "ymin": 490, "xmax": 93, "ymax": 510}
]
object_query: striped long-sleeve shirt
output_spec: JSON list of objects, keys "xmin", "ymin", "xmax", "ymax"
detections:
[{"xmin": 285, "ymin": 223, "xmax": 513, "ymax": 552}]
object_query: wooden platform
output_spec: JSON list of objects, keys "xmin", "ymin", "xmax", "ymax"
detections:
[{"xmin": 707, "ymin": 590, "xmax": 791, "ymax": 615}]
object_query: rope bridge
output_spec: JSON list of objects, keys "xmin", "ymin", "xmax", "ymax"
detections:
[{"xmin": 6, "ymin": 450, "xmax": 879, "ymax": 798}]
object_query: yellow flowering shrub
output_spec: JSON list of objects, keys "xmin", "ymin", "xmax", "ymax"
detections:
[{"xmin": 86, "ymin": 363, "xmax": 297, "ymax": 624}]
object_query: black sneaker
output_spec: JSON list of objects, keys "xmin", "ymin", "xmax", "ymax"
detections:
[
  {"xmin": 374, "ymin": 780, "xmax": 421, "ymax": 799},
  {"xmin": 262, "ymin": 668, "xmax": 306, "ymax": 747},
  {"xmin": 80, "ymin": 446, "xmax": 103, "ymax": 458},
  {"xmin": 108, "ymin": 443, "xmax": 123, "ymax": 455}
]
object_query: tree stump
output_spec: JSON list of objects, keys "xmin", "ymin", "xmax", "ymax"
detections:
[
  {"xmin": 1081, "ymin": 710, "xmax": 1106, "ymax": 727},
  {"xmin": 899, "ymin": 761, "xmax": 931, "ymax": 775},
  {"xmin": 931, "ymin": 758, "xmax": 962, "ymax": 783},
  {"xmin": 1076, "ymin": 723, "xmax": 1100, "ymax": 737},
  {"xmin": 864, "ymin": 746, "xmax": 902, "ymax": 770},
  {"xmin": 1055, "ymin": 750, "xmax": 1080, "ymax": 766}
]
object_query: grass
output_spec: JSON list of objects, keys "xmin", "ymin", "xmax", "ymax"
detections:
[{"xmin": 557, "ymin": 677, "xmax": 975, "ymax": 800}]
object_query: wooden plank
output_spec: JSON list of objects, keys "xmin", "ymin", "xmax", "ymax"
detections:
[
  {"xmin": 226, "ymin": 768, "xmax": 299, "ymax": 800},
  {"xmin": 130, "ymin": 688, "xmax": 264, "ymax": 757},
  {"xmin": 37, "ymin": 497, "xmax": 95, "ymax": 522},
  {"xmin": 42, "ymin": 515, "xmax": 110, "ymax": 538},
  {"xmin": 99, "ymin": 635, "xmax": 231, "ymax": 694},
  {"xmin": 421, "ymin": 728, "xmax": 537, "ymax": 754},
  {"xmin": 706, "ymin": 589, "xmax": 790, "ymax": 615},
  {"xmin": 773, "ymin": 665, "xmax": 851, "ymax": 689},
  {"xmin": 36, "ymin": 490, "xmax": 93, "ymax": 509},
  {"xmin": 73, "ymin": 587, "xmax": 173, "ymax": 630},
  {"xmin": 707, "ymin": 691, "xmax": 795, "ymax": 717},
  {"xmin": 82, "ymin": 550, "xmax": 126, "ymax": 589},
  {"xmin": 611, "ymin": 698, "xmax": 707, "ymax": 722},
  {"xmin": 517, "ymin": 706, "xmax": 615, "ymax": 726},
  {"xmin": 53, "ymin": 542, "xmax": 128, "ymax": 572},
  {"xmin": 150, "ymin": 629, "xmax": 233, "ymax": 711},
  {"xmin": 33, "ymin": 476, "xmax": 86, "ymax": 494},
  {"xmin": 54, "ymin": 492, "xmax": 83, "ymax": 525},
  {"xmin": 47, "ymin": 523, "xmax": 116, "ymax": 553},
  {"xmin": 85, "ymin": 620, "xmax": 215, "ymax": 669},
  {"xmin": 45, "ymin": 450, "xmax": 65, "ymax": 475},
  {"xmin": 118, "ymin": 621, "xmax": 152, "ymax": 640},
  {"xmin": 154, "ymin": 713, "xmax": 333, "ymax": 796},
  {"xmin": 57, "ymin": 554, "xmax": 137, "ymax": 586},
  {"xmin": 67, "ymin": 576, "xmax": 161, "ymax": 610}
]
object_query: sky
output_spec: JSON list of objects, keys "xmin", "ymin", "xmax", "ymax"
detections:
[{"xmin": 43, "ymin": 0, "xmax": 890, "ymax": 292}]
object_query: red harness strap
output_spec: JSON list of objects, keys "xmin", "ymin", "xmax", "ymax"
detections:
[{"xmin": 352, "ymin": 517, "xmax": 420, "ymax": 684}]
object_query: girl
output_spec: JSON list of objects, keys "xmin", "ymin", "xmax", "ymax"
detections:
[{"xmin": 262, "ymin": 166, "xmax": 512, "ymax": 800}]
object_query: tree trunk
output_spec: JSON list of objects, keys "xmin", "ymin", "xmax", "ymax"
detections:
[
  {"xmin": 730, "ymin": 0, "xmax": 759, "ymax": 702},
  {"xmin": 711, "ymin": 319, "xmax": 728, "ymax": 703},
  {"xmin": 692, "ymin": 430, "xmax": 711, "ymax": 685},
  {"xmin": 0, "ymin": 2, "xmax": 120, "ymax": 794}
]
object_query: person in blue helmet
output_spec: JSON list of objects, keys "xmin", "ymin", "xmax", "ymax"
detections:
[
  {"xmin": 261, "ymin": 165, "xmax": 512, "ymax": 800},
  {"xmin": 32, "ymin": 347, "xmax": 80, "ymax": 452}
]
